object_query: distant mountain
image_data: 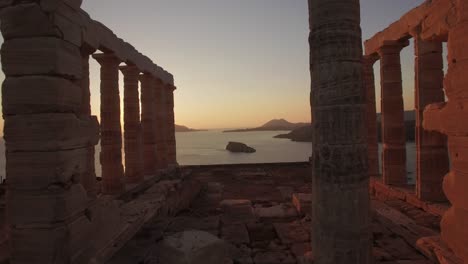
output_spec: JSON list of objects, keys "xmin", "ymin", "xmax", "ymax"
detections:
[
  {"xmin": 175, "ymin": 124, "xmax": 204, "ymax": 132},
  {"xmin": 224, "ymin": 119, "xmax": 308, "ymax": 133}
]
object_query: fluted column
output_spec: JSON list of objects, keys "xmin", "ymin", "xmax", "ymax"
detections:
[
  {"xmin": 93, "ymin": 53, "xmax": 124, "ymax": 195},
  {"xmin": 140, "ymin": 73, "xmax": 157, "ymax": 175},
  {"xmin": 80, "ymin": 53, "xmax": 98, "ymax": 198},
  {"xmin": 363, "ymin": 55, "xmax": 380, "ymax": 178},
  {"xmin": 164, "ymin": 85, "xmax": 178, "ymax": 166},
  {"xmin": 309, "ymin": 0, "xmax": 372, "ymax": 263},
  {"xmin": 378, "ymin": 40, "xmax": 408, "ymax": 186},
  {"xmin": 120, "ymin": 65, "xmax": 144, "ymax": 183},
  {"xmin": 414, "ymin": 35, "xmax": 449, "ymax": 202},
  {"xmin": 154, "ymin": 79, "xmax": 168, "ymax": 170}
]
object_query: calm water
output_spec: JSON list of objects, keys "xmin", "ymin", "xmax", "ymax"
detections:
[{"xmin": 0, "ymin": 131, "xmax": 417, "ymax": 183}]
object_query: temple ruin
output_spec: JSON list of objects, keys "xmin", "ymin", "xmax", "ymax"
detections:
[{"xmin": 0, "ymin": 0, "xmax": 466, "ymax": 263}]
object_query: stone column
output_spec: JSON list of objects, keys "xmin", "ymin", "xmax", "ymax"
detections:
[
  {"xmin": 378, "ymin": 40, "xmax": 408, "ymax": 186},
  {"xmin": 363, "ymin": 55, "xmax": 380, "ymax": 178},
  {"xmin": 164, "ymin": 85, "xmax": 178, "ymax": 166},
  {"xmin": 424, "ymin": 3, "xmax": 468, "ymax": 260},
  {"xmin": 140, "ymin": 73, "xmax": 157, "ymax": 175},
  {"xmin": 80, "ymin": 53, "xmax": 98, "ymax": 198},
  {"xmin": 93, "ymin": 53, "xmax": 124, "ymax": 194},
  {"xmin": 0, "ymin": 2, "xmax": 99, "ymax": 263},
  {"xmin": 120, "ymin": 65, "xmax": 144, "ymax": 183},
  {"xmin": 309, "ymin": 0, "xmax": 372, "ymax": 263},
  {"xmin": 154, "ymin": 79, "xmax": 168, "ymax": 170},
  {"xmin": 414, "ymin": 35, "xmax": 449, "ymax": 202}
]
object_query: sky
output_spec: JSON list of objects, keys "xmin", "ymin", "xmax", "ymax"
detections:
[{"xmin": 0, "ymin": 0, "xmax": 428, "ymax": 130}]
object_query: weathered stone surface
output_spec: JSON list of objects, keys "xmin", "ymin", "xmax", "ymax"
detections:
[
  {"xmin": 254, "ymin": 204, "xmax": 297, "ymax": 219},
  {"xmin": 2, "ymin": 76, "xmax": 82, "ymax": 115},
  {"xmin": 253, "ymin": 251, "xmax": 296, "ymax": 264},
  {"xmin": 310, "ymin": 1, "xmax": 371, "ymax": 263},
  {"xmin": 221, "ymin": 200, "xmax": 255, "ymax": 224},
  {"xmin": 10, "ymin": 215, "xmax": 93, "ymax": 264},
  {"xmin": 6, "ymin": 148, "xmax": 87, "ymax": 191},
  {"xmin": 155, "ymin": 231, "xmax": 230, "ymax": 264},
  {"xmin": 1, "ymin": 37, "xmax": 82, "ymax": 79},
  {"xmin": 4, "ymin": 114, "xmax": 99, "ymax": 152},
  {"xmin": 0, "ymin": 3, "xmax": 59, "ymax": 39},
  {"xmin": 274, "ymin": 221, "xmax": 310, "ymax": 245},
  {"xmin": 7, "ymin": 184, "xmax": 88, "ymax": 225},
  {"xmin": 222, "ymin": 224, "xmax": 250, "ymax": 245},
  {"xmin": 140, "ymin": 73, "xmax": 157, "ymax": 175}
]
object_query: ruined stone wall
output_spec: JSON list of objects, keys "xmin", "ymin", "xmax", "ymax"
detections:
[
  {"xmin": 0, "ymin": 0, "xmax": 177, "ymax": 262},
  {"xmin": 365, "ymin": 0, "xmax": 468, "ymax": 261}
]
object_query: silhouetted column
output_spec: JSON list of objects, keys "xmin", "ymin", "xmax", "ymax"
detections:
[
  {"xmin": 165, "ymin": 85, "xmax": 178, "ymax": 166},
  {"xmin": 414, "ymin": 35, "xmax": 449, "ymax": 202},
  {"xmin": 378, "ymin": 40, "xmax": 408, "ymax": 186},
  {"xmin": 140, "ymin": 73, "xmax": 157, "ymax": 175},
  {"xmin": 120, "ymin": 65, "xmax": 144, "ymax": 183},
  {"xmin": 93, "ymin": 53, "xmax": 124, "ymax": 194},
  {"xmin": 309, "ymin": 0, "xmax": 372, "ymax": 263},
  {"xmin": 363, "ymin": 55, "xmax": 379, "ymax": 177},
  {"xmin": 154, "ymin": 79, "xmax": 168, "ymax": 170},
  {"xmin": 80, "ymin": 53, "xmax": 98, "ymax": 198}
]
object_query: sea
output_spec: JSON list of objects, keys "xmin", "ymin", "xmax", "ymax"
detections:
[{"xmin": 0, "ymin": 130, "xmax": 417, "ymax": 183}]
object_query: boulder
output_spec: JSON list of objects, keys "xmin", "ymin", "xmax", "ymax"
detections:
[
  {"xmin": 226, "ymin": 142, "xmax": 256, "ymax": 153},
  {"xmin": 155, "ymin": 230, "xmax": 231, "ymax": 264}
]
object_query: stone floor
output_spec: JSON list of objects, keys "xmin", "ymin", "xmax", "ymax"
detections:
[{"xmin": 108, "ymin": 163, "xmax": 446, "ymax": 264}]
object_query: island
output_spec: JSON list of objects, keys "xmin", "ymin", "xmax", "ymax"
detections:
[
  {"xmin": 224, "ymin": 119, "xmax": 307, "ymax": 133},
  {"xmin": 274, "ymin": 111, "xmax": 417, "ymax": 143},
  {"xmin": 226, "ymin": 142, "xmax": 256, "ymax": 153}
]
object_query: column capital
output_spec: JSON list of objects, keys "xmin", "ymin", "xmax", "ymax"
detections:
[
  {"xmin": 92, "ymin": 53, "xmax": 121, "ymax": 66},
  {"xmin": 119, "ymin": 64, "xmax": 140, "ymax": 77},
  {"xmin": 377, "ymin": 39, "xmax": 410, "ymax": 55},
  {"xmin": 363, "ymin": 54, "xmax": 379, "ymax": 66}
]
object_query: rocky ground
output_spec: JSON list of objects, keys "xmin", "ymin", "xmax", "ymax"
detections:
[{"xmin": 108, "ymin": 163, "xmax": 444, "ymax": 264}]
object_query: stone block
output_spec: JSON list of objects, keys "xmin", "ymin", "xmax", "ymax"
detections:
[
  {"xmin": 10, "ymin": 216, "xmax": 93, "ymax": 264},
  {"xmin": 292, "ymin": 193, "xmax": 312, "ymax": 216},
  {"xmin": 155, "ymin": 230, "xmax": 230, "ymax": 264},
  {"xmin": 273, "ymin": 221, "xmax": 310, "ymax": 245},
  {"xmin": 2, "ymin": 76, "xmax": 81, "ymax": 115},
  {"xmin": 6, "ymin": 148, "xmax": 87, "ymax": 191},
  {"xmin": 445, "ymin": 61, "xmax": 468, "ymax": 100},
  {"xmin": 4, "ymin": 114, "xmax": 99, "ymax": 152},
  {"xmin": 0, "ymin": 3, "xmax": 58, "ymax": 39},
  {"xmin": 221, "ymin": 224, "xmax": 250, "ymax": 245},
  {"xmin": 253, "ymin": 251, "xmax": 296, "ymax": 264},
  {"xmin": 7, "ymin": 184, "xmax": 88, "ymax": 225},
  {"xmin": 254, "ymin": 204, "xmax": 298, "ymax": 219},
  {"xmin": 1, "ymin": 37, "xmax": 82, "ymax": 79}
]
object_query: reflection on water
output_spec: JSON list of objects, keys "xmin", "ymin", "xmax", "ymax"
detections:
[{"xmin": 0, "ymin": 131, "xmax": 417, "ymax": 183}]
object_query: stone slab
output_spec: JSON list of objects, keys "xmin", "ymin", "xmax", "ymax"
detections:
[
  {"xmin": 4, "ymin": 114, "xmax": 99, "ymax": 152},
  {"xmin": 1, "ymin": 37, "xmax": 82, "ymax": 79}
]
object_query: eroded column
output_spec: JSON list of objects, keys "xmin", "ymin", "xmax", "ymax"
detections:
[
  {"xmin": 414, "ymin": 35, "xmax": 449, "ymax": 202},
  {"xmin": 93, "ymin": 53, "xmax": 124, "ymax": 194},
  {"xmin": 1, "ymin": 2, "xmax": 99, "ymax": 262},
  {"xmin": 309, "ymin": 0, "xmax": 372, "ymax": 263},
  {"xmin": 120, "ymin": 65, "xmax": 144, "ymax": 183},
  {"xmin": 154, "ymin": 79, "xmax": 168, "ymax": 170},
  {"xmin": 378, "ymin": 40, "xmax": 408, "ymax": 186},
  {"xmin": 164, "ymin": 85, "xmax": 178, "ymax": 166},
  {"xmin": 363, "ymin": 55, "xmax": 380, "ymax": 177},
  {"xmin": 140, "ymin": 73, "xmax": 157, "ymax": 175},
  {"xmin": 424, "ymin": 3, "xmax": 468, "ymax": 260}
]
